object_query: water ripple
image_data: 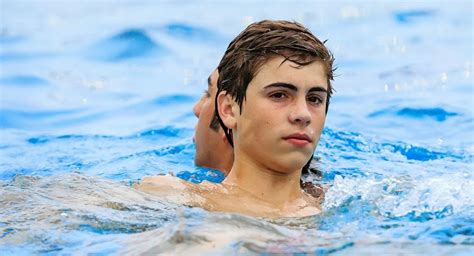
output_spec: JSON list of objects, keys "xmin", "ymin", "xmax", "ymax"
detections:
[
  {"xmin": 368, "ymin": 107, "xmax": 458, "ymax": 122},
  {"xmin": 87, "ymin": 28, "xmax": 166, "ymax": 61},
  {"xmin": 0, "ymin": 109, "xmax": 81, "ymax": 129},
  {"xmin": 25, "ymin": 126, "xmax": 188, "ymax": 145},
  {"xmin": 0, "ymin": 52, "xmax": 53, "ymax": 62},
  {"xmin": 322, "ymin": 128, "xmax": 462, "ymax": 162},
  {"xmin": 149, "ymin": 94, "xmax": 195, "ymax": 106},
  {"xmin": 397, "ymin": 108, "xmax": 458, "ymax": 121},
  {"xmin": 161, "ymin": 22, "xmax": 221, "ymax": 43},
  {"xmin": 0, "ymin": 34, "xmax": 25, "ymax": 44},
  {"xmin": 0, "ymin": 75, "xmax": 48, "ymax": 86},
  {"xmin": 394, "ymin": 9, "xmax": 435, "ymax": 24}
]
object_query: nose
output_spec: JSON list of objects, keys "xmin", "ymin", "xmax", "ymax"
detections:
[
  {"xmin": 193, "ymin": 100, "xmax": 202, "ymax": 117},
  {"xmin": 289, "ymin": 98, "xmax": 311, "ymax": 126}
]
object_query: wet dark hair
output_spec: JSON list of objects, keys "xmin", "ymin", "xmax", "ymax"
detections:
[
  {"xmin": 214, "ymin": 20, "xmax": 334, "ymax": 194},
  {"xmin": 215, "ymin": 20, "xmax": 334, "ymax": 145}
]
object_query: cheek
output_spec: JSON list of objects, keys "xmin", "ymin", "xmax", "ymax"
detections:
[
  {"xmin": 250, "ymin": 116, "xmax": 276, "ymax": 144},
  {"xmin": 311, "ymin": 114, "xmax": 326, "ymax": 136},
  {"xmin": 196, "ymin": 108, "xmax": 213, "ymax": 138},
  {"xmin": 238, "ymin": 101, "xmax": 280, "ymax": 143},
  {"xmin": 201, "ymin": 103, "xmax": 213, "ymax": 121},
  {"xmin": 313, "ymin": 114, "xmax": 325, "ymax": 126}
]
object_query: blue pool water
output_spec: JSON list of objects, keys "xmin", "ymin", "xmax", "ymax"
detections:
[{"xmin": 1, "ymin": 0, "xmax": 473, "ymax": 254}]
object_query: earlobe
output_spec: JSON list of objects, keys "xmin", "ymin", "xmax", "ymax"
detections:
[{"xmin": 217, "ymin": 91, "xmax": 237, "ymax": 129}]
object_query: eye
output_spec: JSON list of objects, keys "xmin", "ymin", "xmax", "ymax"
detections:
[
  {"xmin": 269, "ymin": 91, "xmax": 288, "ymax": 100},
  {"xmin": 307, "ymin": 95, "xmax": 323, "ymax": 105},
  {"xmin": 203, "ymin": 90, "xmax": 211, "ymax": 98}
]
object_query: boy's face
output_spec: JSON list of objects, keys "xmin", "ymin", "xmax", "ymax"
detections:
[
  {"xmin": 233, "ymin": 56, "xmax": 328, "ymax": 173},
  {"xmin": 193, "ymin": 70, "xmax": 224, "ymax": 169}
]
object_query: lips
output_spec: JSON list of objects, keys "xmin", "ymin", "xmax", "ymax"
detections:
[{"xmin": 283, "ymin": 133, "xmax": 312, "ymax": 146}]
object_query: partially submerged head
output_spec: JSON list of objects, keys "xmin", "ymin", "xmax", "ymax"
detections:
[
  {"xmin": 215, "ymin": 20, "xmax": 334, "ymax": 174},
  {"xmin": 193, "ymin": 69, "xmax": 233, "ymax": 175}
]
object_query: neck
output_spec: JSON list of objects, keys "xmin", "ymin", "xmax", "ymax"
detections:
[
  {"xmin": 216, "ymin": 149, "xmax": 233, "ymax": 177},
  {"xmin": 223, "ymin": 152, "xmax": 303, "ymax": 206}
]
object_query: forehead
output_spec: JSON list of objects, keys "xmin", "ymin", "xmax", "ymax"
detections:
[{"xmin": 250, "ymin": 56, "xmax": 328, "ymax": 91}]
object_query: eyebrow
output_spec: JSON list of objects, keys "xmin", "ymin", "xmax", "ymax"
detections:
[
  {"xmin": 263, "ymin": 82, "xmax": 328, "ymax": 94},
  {"xmin": 207, "ymin": 75, "xmax": 212, "ymax": 88}
]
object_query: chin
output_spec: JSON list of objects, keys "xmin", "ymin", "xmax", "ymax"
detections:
[
  {"xmin": 271, "ymin": 160, "xmax": 308, "ymax": 174},
  {"xmin": 284, "ymin": 152, "xmax": 312, "ymax": 166}
]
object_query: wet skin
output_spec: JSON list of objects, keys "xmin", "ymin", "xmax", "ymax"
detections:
[
  {"xmin": 193, "ymin": 70, "xmax": 232, "ymax": 175},
  {"xmin": 137, "ymin": 57, "xmax": 328, "ymax": 218}
]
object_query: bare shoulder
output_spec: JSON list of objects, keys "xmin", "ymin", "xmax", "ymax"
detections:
[
  {"xmin": 137, "ymin": 175, "xmax": 188, "ymax": 190},
  {"xmin": 134, "ymin": 175, "xmax": 201, "ymax": 203}
]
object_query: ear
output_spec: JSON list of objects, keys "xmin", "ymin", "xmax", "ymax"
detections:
[{"xmin": 217, "ymin": 91, "xmax": 238, "ymax": 130}]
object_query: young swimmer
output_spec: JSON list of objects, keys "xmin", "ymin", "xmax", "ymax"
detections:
[
  {"xmin": 137, "ymin": 20, "xmax": 334, "ymax": 218},
  {"xmin": 193, "ymin": 69, "xmax": 324, "ymax": 198}
]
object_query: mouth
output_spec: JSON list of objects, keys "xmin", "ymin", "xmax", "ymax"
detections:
[{"xmin": 282, "ymin": 133, "xmax": 312, "ymax": 146}]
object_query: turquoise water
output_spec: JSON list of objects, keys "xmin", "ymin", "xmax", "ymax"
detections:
[{"xmin": 1, "ymin": 1, "xmax": 473, "ymax": 254}]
